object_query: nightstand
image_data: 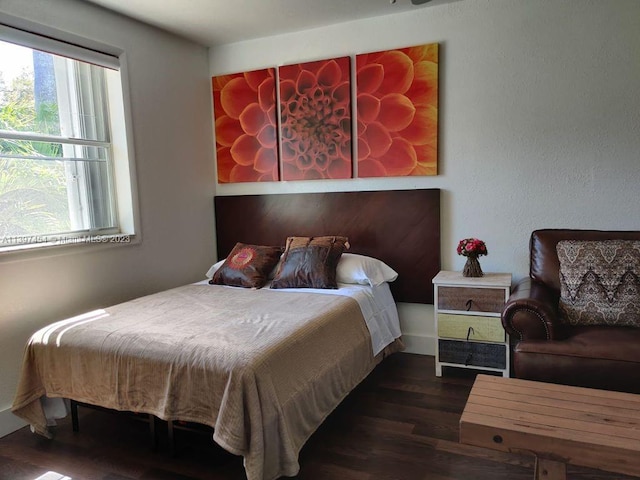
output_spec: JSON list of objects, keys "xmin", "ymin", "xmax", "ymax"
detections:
[{"xmin": 432, "ymin": 270, "xmax": 512, "ymax": 377}]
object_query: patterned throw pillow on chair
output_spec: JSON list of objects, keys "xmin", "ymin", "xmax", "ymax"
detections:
[{"xmin": 557, "ymin": 240, "xmax": 640, "ymax": 327}]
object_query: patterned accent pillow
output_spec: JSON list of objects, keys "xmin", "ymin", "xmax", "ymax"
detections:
[
  {"xmin": 557, "ymin": 240, "xmax": 640, "ymax": 327},
  {"xmin": 270, "ymin": 236, "xmax": 350, "ymax": 289},
  {"xmin": 210, "ymin": 242, "xmax": 283, "ymax": 289}
]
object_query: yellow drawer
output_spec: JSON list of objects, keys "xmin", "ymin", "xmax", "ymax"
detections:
[
  {"xmin": 437, "ymin": 286, "xmax": 505, "ymax": 313},
  {"xmin": 437, "ymin": 314, "xmax": 505, "ymax": 342}
]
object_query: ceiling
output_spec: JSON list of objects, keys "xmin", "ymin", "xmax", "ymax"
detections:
[{"xmin": 83, "ymin": 0, "xmax": 458, "ymax": 47}]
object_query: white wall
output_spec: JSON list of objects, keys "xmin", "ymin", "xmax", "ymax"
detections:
[
  {"xmin": 0, "ymin": 0, "xmax": 214, "ymax": 436},
  {"xmin": 210, "ymin": 0, "xmax": 640, "ymax": 353}
]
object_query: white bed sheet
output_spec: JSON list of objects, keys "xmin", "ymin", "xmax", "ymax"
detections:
[{"xmin": 194, "ymin": 280, "xmax": 401, "ymax": 356}]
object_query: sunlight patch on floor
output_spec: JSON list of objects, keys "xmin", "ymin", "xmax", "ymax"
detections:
[{"xmin": 34, "ymin": 472, "xmax": 72, "ymax": 480}]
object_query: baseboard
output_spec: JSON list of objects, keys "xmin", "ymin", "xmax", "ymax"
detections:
[
  {"xmin": 401, "ymin": 333, "xmax": 436, "ymax": 356},
  {"xmin": 0, "ymin": 406, "xmax": 27, "ymax": 438}
]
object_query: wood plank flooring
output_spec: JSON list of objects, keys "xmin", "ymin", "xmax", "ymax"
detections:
[{"xmin": 0, "ymin": 353, "xmax": 633, "ymax": 480}]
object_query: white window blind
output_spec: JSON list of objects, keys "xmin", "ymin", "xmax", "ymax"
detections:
[{"xmin": 0, "ymin": 23, "xmax": 120, "ymax": 70}]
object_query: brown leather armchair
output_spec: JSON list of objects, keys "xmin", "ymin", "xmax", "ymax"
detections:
[{"xmin": 501, "ymin": 229, "xmax": 640, "ymax": 393}]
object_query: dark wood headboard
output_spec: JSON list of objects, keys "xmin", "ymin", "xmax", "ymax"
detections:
[{"xmin": 215, "ymin": 189, "xmax": 440, "ymax": 304}]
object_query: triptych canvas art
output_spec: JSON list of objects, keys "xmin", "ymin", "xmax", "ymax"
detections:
[{"xmin": 212, "ymin": 43, "xmax": 438, "ymax": 183}]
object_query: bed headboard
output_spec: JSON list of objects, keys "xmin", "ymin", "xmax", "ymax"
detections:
[{"xmin": 215, "ymin": 189, "xmax": 440, "ymax": 304}]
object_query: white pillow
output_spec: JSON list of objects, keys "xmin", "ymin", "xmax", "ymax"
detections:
[
  {"xmin": 336, "ymin": 253, "xmax": 398, "ymax": 287},
  {"xmin": 205, "ymin": 259, "xmax": 225, "ymax": 279}
]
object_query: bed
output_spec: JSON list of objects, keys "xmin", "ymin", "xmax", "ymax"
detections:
[{"xmin": 11, "ymin": 189, "xmax": 440, "ymax": 480}]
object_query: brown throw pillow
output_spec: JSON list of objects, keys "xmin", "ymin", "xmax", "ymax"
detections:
[
  {"xmin": 270, "ymin": 236, "xmax": 350, "ymax": 289},
  {"xmin": 557, "ymin": 240, "xmax": 640, "ymax": 327},
  {"xmin": 210, "ymin": 242, "xmax": 283, "ymax": 289}
]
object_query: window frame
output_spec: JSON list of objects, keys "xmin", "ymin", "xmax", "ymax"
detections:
[{"xmin": 0, "ymin": 14, "xmax": 140, "ymax": 257}]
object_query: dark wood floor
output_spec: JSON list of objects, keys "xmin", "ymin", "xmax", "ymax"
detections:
[{"xmin": 0, "ymin": 353, "xmax": 632, "ymax": 480}]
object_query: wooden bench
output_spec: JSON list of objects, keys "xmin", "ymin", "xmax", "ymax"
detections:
[{"xmin": 460, "ymin": 375, "xmax": 640, "ymax": 479}]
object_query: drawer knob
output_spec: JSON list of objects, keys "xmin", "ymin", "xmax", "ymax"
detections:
[
  {"xmin": 493, "ymin": 435, "xmax": 503, "ymax": 444},
  {"xmin": 465, "ymin": 299, "xmax": 473, "ymax": 311}
]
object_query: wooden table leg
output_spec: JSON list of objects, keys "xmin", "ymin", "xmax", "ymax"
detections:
[{"xmin": 535, "ymin": 457, "xmax": 566, "ymax": 480}]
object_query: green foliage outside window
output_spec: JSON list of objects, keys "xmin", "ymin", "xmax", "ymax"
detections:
[{"xmin": 0, "ymin": 69, "xmax": 70, "ymax": 239}]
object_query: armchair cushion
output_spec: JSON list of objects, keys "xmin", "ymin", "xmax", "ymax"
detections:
[
  {"xmin": 515, "ymin": 326, "xmax": 640, "ymax": 393},
  {"xmin": 557, "ymin": 240, "xmax": 640, "ymax": 327}
]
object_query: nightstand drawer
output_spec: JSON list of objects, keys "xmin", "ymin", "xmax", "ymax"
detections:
[
  {"xmin": 438, "ymin": 339, "xmax": 506, "ymax": 369},
  {"xmin": 437, "ymin": 286, "xmax": 505, "ymax": 313},
  {"xmin": 437, "ymin": 314, "xmax": 505, "ymax": 342}
]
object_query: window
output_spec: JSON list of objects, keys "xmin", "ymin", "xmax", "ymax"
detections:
[{"xmin": 0, "ymin": 22, "xmax": 136, "ymax": 251}]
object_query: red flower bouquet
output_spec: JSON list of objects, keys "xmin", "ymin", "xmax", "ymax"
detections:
[
  {"xmin": 457, "ymin": 238, "xmax": 487, "ymax": 277},
  {"xmin": 457, "ymin": 238, "xmax": 488, "ymax": 258}
]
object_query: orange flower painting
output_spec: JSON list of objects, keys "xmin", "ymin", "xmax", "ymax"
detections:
[
  {"xmin": 279, "ymin": 57, "xmax": 352, "ymax": 181},
  {"xmin": 212, "ymin": 68, "xmax": 279, "ymax": 183},
  {"xmin": 356, "ymin": 43, "xmax": 438, "ymax": 177}
]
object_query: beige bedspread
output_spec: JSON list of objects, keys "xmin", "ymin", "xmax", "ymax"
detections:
[{"xmin": 12, "ymin": 284, "xmax": 400, "ymax": 480}]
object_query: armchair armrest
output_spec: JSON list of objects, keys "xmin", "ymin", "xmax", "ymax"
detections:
[{"xmin": 501, "ymin": 278, "xmax": 562, "ymax": 341}]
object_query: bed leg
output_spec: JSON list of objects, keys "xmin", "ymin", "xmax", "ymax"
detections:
[
  {"xmin": 167, "ymin": 420, "xmax": 176, "ymax": 457},
  {"xmin": 70, "ymin": 400, "xmax": 79, "ymax": 432},
  {"xmin": 149, "ymin": 415, "xmax": 158, "ymax": 452}
]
